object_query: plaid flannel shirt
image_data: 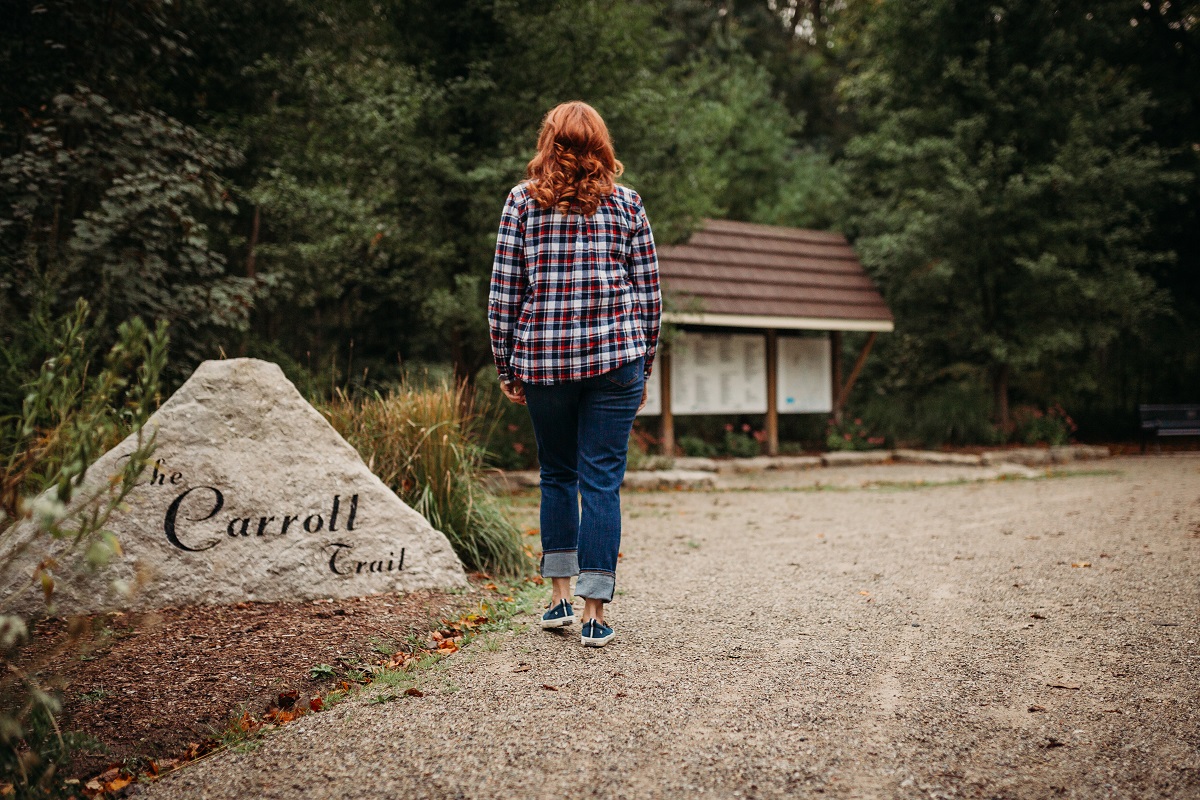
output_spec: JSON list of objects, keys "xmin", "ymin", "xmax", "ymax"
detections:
[{"xmin": 488, "ymin": 182, "xmax": 661, "ymax": 386}]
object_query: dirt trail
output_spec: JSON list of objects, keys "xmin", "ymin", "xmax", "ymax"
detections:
[{"xmin": 146, "ymin": 456, "xmax": 1200, "ymax": 799}]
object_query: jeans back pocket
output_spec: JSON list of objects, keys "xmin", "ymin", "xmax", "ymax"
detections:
[{"xmin": 604, "ymin": 357, "xmax": 644, "ymax": 388}]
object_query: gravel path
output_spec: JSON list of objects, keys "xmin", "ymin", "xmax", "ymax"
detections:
[{"xmin": 146, "ymin": 456, "xmax": 1200, "ymax": 799}]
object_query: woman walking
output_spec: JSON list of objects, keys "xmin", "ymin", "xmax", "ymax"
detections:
[{"xmin": 487, "ymin": 101, "xmax": 661, "ymax": 647}]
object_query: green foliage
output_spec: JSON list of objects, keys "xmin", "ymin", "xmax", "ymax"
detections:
[
  {"xmin": 0, "ymin": 88, "xmax": 253, "ymax": 369},
  {"xmin": 0, "ymin": 690, "xmax": 94, "ymax": 800},
  {"xmin": 3, "ymin": 0, "xmax": 1199, "ymax": 445},
  {"xmin": 824, "ymin": 417, "xmax": 879, "ymax": 452},
  {"xmin": 678, "ymin": 435, "xmax": 718, "ymax": 459},
  {"xmin": 1012, "ymin": 404, "xmax": 1077, "ymax": 446},
  {"xmin": 475, "ymin": 373, "xmax": 538, "ymax": 472},
  {"xmin": 308, "ymin": 664, "xmax": 337, "ymax": 681},
  {"xmin": 840, "ymin": 0, "xmax": 1185, "ymax": 429},
  {"xmin": 859, "ymin": 381, "xmax": 999, "ymax": 450},
  {"xmin": 0, "ymin": 300, "xmax": 166, "ymax": 800},
  {"xmin": 675, "ymin": 424, "xmax": 763, "ymax": 458},
  {"xmin": 722, "ymin": 425, "xmax": 764, "ymax": 458},
  {"xmin": 322, "ymin": 382, "xmax": 532, "ymax": 577}
]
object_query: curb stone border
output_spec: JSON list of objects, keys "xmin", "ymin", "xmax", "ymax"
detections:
[{"xmin": 485, "ymin": 445, "xmax": 1111, "ymax": 493}]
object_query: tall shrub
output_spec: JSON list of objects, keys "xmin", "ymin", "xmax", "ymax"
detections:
[
  {"xmin": 322, "ymin": 382, "xmax": 530, "ymax": 577},
  {"xmin": 1, "ymin": 300, "xmax": 167, "ymax": 798}
]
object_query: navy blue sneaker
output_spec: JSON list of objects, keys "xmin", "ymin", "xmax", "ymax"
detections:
[
  {"xmin": 581, "ymin": 618, "xmax": 615, "ymax": 647},
  {"xmin": 540, "ymin": 598, "xmax": 576, "ymax": 629}
]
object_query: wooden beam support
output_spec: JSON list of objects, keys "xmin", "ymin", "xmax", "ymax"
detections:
[
  {"xmin": 765, "ymin": 329, "xmax": 779, "ymax": 456},
  {"xmin": 830, "ymin": 331, "xmax": 843, "ymax": 423},
  {"xmin": 836, "ymin": 332, "xmax": 878, "ymax": 415},
  {"xmin": 659, "ymin": 349, "xmax": 675, "ymax": 456}
]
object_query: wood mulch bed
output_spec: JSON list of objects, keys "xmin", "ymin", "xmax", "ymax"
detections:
[{"xmin": 15, "ymin": 579, "xmax": 505, "ymax": 783}]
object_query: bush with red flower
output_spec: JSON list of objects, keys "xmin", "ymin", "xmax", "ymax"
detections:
[
  {"xmin": 825, "ymin": 417, "xmax": 885, "ymax": 451},
  {"xmin": 1011, "ymin": 404, "xmax": 1077, "ymax": 446}
]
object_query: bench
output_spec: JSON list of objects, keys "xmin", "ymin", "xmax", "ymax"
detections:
[{"xmin": 1140, "ymin": 404, "xmax": 1200, "ymax": 452}]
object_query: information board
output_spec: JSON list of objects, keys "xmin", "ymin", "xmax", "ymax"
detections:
[
  {"xmin": 638, "ymin": 367, "xmax": 662, "ymax": 416},
  {"xmin": 777, "ymin": 336, "xmax": 832, "ymax": 413},
  {"xmin": 669, "ymin": 331, "xmax": 767, "ymax": 415}
]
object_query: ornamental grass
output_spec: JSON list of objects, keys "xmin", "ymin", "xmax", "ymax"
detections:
[{"xmin": 321, "ymin": 382, "xmax": 531, "ymax": 577}]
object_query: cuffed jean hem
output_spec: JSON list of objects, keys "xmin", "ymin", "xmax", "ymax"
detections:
[
  {"xmin": 575, "ymin": 571, "xmax": 615, "ymax": 603},
  {"xmin": 541, "ymin": 550, "xmax": 579, "ymax": 578}
]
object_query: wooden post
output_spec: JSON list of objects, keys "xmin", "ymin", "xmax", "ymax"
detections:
[
  {"xmin": 838, "ymin": 332, "xmax": 878, "ymax": 414},
  {"xmin": 659, "ymin": 349, "xmax": 675, "ymax": 456},
  {"xmin": 830, "ymin": 331, "xmax": 843, "ymax": 423},
  {"xmin": 765, "ymin": 329, "xmax": 779, "ymax": 456}
]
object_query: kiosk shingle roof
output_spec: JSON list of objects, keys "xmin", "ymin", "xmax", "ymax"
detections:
[{"xmin": 657, "ymin": 219, "xmax": 894, "ymax": 331}]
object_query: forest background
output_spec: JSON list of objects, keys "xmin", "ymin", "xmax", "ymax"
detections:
[{"xmin": 2, "ymin": 0, "xmax": 1198, "ymax": 454}]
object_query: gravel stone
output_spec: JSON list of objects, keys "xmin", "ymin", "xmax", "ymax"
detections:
[{"xmin": 146, "ymin": 456, "xmax": 1200, "ymax": 800}]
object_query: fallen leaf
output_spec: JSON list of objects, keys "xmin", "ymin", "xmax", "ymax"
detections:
[
  {"xmin": 1031, "ymin": 613, "xmax": 1047, "ymax": 620},
  {"xmin": 483, "ymin": 583, "xmax": 498, "ymax": 591},
  {"xmin": 309, "ymin": 696, "xmax": 324, "ymax": 712},
  {"xmin": 105, "ymin": 776, "xmax": 133, "ymax": 792},
  {"xmin": 542, "ymin": 684, "xmax": 558, "ymax": 691},
  {"xmin": 1028, "ymin": 705, "xmax": 1046, "ymax": 712},
  {"xmin": 404, "ymin": 688, "xmax": 424, "ymax": 697},
  {"xmin": 859, "ymin": 590, "xmax": 871, "ymax": 596},
  {"xmin": 277, "ymin": 689, "xmax": 299, "ymax": 709}
]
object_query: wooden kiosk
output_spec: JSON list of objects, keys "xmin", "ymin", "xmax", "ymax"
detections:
[{"xmin": 639, "ymin": 220, "xmax": 894, "ymax": 456}]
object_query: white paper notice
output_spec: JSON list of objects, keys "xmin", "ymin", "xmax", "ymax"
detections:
[
  {"xmin": 669, "ymin": 332, "xmax": 767, "ymax": 415},
  {"xmin": 777, "ymin": 336, "xmax": 832, "ymax": 413}
]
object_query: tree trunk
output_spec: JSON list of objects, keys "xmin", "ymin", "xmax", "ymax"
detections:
[
  {"xmin": 992, "ymin": 364, "xmax": 1010, "ymax": 435},
  {"xmin": 246, "ymin": 206, "xmax": 260, "ymax": 280}
]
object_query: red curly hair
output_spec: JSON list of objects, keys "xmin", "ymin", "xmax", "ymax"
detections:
[{"xmin": 526, "ymin": 101, "xmax": 623, "ymax": 216}]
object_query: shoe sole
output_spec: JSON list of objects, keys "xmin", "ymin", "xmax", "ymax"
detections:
[
  {"xmin": 581, "ymin": 632, "xmax": 615, "ymax": 647},
  {"xmin": 540, "ymin": 616, "xmax": 575, "ymax": 629}
]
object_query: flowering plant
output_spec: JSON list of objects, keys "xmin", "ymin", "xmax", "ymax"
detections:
[
  {"xmin": 825, "ymin": 417, "xmax": 885, "ymax": 451},
  {"xmin": 722, "ymin": 423, "xmax": 763, "ymax": 458},
  {"xmin": 1012, "ymin": 404, "xmax": 1077, "ymax": 446}
]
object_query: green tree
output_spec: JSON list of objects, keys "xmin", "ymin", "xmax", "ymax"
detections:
[
  {"xmin": 0, "ymin": 2, "xmax": 257, "ymax": 395},
  {"xmin": 840, "ymin": 0, "xmax": 1182, "ymax": 431}
]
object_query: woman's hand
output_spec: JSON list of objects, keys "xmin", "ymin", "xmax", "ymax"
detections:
[
  {"xmin": 637, "ymin": 384, "xmax": 648, "ymax": 412},
  {"xmin": 501, "ymin": 381, "xmax": 527, "ymax": 406}
]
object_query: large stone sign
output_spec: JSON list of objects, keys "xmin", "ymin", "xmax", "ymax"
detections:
[{"xmin": 1, "ymin": 359, "xmax": 467, "ymax": 615}]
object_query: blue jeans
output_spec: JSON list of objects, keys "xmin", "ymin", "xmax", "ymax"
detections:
[{"xmin": 524, "ymin": 357, "xmax": 644, "ymax": 603}]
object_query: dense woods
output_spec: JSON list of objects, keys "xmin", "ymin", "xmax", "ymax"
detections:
[{"xmin": 2, "ymin": 0, "xmax": 1197, "ymax": 441}]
